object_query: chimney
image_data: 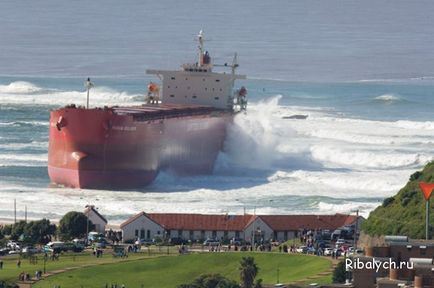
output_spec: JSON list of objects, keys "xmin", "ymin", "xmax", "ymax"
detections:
[
  {"xmin": 414, "ymin": 275, "xmax": 423, "ymax": 288},
  {"xmin": 389, "ymin": 268, "xmax": 398, "ymax": 280}
]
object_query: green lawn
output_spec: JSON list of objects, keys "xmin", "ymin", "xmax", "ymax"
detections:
[
  {"xmin": 33, "ymin": 252, "xmax": 331, "ymax": 288},
  {"xmin": 0, "ymin": 247, "xmax": 179, "ymax": 283}
]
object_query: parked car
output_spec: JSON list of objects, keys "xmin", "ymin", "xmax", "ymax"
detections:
[
  {"xmin": 88, "ymin": 232, "xmax": 104, "ymax": 242},
  {"xmin": 168, "ymin": 237, "xmax": 187, "ymax": 245},
  {"xmin": 295, "ymin": 246, "xmax": 308, "ymax": 253},
  {"xmin": 336, "ymin": 239, "xmax": 345, "ymax": 246},
  {"xmin": 274, "ymin": 284, "xmax": 287, "ymax": 288},
  {"xmin": 44, "ymin": 241, "xmax": 65, "ymax": 253},
  {"xmin": 94, "ymin": 238, "xmax": 108, "ymax": 249},
  {"xmin": 22, "ymin": 246, "xmax": 40, "ymax": 254},
  {"xmin": 72, "ymin": 238, "xmax": 86, "ymax": 249},
  {"xmin": 135, "ymin": 239, "xmax": 154, "ymax": 246},
  {"xmin": 7, "ymin": 241, "xmax": 20, "ymax": 251},
  {"xmin": 306, "ymin": 246, "xmax": 316, "ymax": 254},
  {"xmin": 203, "ymin": 239, "xmax": 220, "ymax": 246},
  {"xmin": 0, "ymin": 248, "xmax": 10, "ymax": 256},
  {"xmin": 324, "ymin": 248, "xmax": 333, "ymax": 256},
  {"xmin": 230, "ymin": 238, "xmax": 243, "ymax": 246}
]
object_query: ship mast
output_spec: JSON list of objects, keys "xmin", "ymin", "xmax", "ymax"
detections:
[{"xmin": 198, "ymin": 30, "xmax": 204, "ymax": 67}]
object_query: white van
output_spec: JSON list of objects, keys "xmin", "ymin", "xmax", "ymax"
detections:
[{"xmin": 44, "ymin": 241, "xmax": 65, "ymax": 252}]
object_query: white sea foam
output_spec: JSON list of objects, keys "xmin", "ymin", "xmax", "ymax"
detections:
[
  {"xmin": 310, "ymin": 145, "xmax": 432, "ymax": 169},
  {"xmin": 0, "ymin": 82, "xmax": 143, "ymax": 106},
  {"xmin": 374, "ymin": 94, "xmax": 402, "ymax": 102},
  {"xmin": 0, "ymin": 121, "xmax": 48, "ymax": 127},
  {"xmin": 0, "ymin": 81, "xmax": 42, "ymax": 94},
  {"xmin": 0, "ymin": 153, "xmax": 47, "ymax": 167}
]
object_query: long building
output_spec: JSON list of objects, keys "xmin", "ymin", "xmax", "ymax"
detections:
[{"xmin": 120, "ymin": 212, "xmax": 362, "ymax": 243}]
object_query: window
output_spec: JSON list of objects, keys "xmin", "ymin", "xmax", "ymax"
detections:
[
  {"xmin": 215, "ymin": 79, "xmax": 220, "ymax": 82},
  {"xmin": 135, "ymin": 230, "xmax": 139, "ymax": 237},
  {"xmin": 224, "ymin": 231, "xmax": 228, "ymax": 238},
  {"xmin": 178, "ymin": 230, "xmax": 183, "ymax": 237},
  {"xmin": 170, "ymin": 94, "xmax": 175, "ymax": 98},
  {"xmin": 167, "ymin": 86, "xmax": 170, "ymax": 88},
  {"xmin": 157, "ymin": 231, "xmax": 161, "ymax": 235},
  {"xmin": 140, "ymin": 229, "xmax": 145, "ymax": 239},
  {"xmin": 201, "ymin": 230, "xmax": 205, "ymax": 239},
  {"xmin": 274, "ymin": 231, "xmax": 278, "ymax": 240},
  {"xmin": 235, "ymin": 231, "xmax": 240, "ymax": 238},
  {"xmin": 214, "ymin": 97, "xmax": 219, "ymax": 100},
  {"xmin": 147, "ymin": 230, "xmax": 151, "ymax": 239},
  {"xmin": 192, "ymin": 96, "xmax": 197, "ymax": 99},
  {"xmin": 171, "ymin": 77, "xmax": 175, "ymax": 80},
  {"xmin": 189, "ymin": 230, "xmax": 194, "ymax": 239},
  {"xmin": 212, "ymin": 231, "xmax": 217, "ymax": 238}
]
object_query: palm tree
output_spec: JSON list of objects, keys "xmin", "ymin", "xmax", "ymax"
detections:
[{"xmin": 239, "ymin": 256, "xmax": 259, "ymax": 288}]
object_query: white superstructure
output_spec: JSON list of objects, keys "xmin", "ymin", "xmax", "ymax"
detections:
[{"xmin": 146, "ymin": 31, "xmax": 246, "ymax": 110}]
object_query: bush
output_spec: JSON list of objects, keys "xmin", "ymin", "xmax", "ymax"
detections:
[
  {"xmin": 177, "ymin": 274, "xmax": 240, "ymax": 288},
  {"xmin": 332, "ymin": 261, "xmax": 346, "ymax": 283},
  {"xmin": 382, "ymin": 197, "xmax": 394, "ymax": 207},
  {"xmin": 409, "ymin": 171, "xmax": 422, "ymax": 181}
]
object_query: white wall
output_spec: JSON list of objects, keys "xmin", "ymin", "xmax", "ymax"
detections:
[
  {"xmin": 121, "ymin": 214, "xmax": 164, "ymax": 242},
  {"xmin": 86, "ymin": 210, "xmax": 106, "ymax": 234},
  {"xmin": 244, "ymin": 217, "xmax": 274, "ymax": 243}
]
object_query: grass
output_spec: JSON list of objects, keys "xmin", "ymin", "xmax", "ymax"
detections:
[
  {"xmin": 0, "ymin": 246, "xmax": 179, "ymax": 283},
  {"xmin": 32, "ymin": 252, "xmax": 331, "ymax": 288}
]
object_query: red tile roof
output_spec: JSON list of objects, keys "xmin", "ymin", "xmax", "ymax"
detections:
[
  {"xmin": 120, "ymin": 212, "xmax": 359, "ymax": 232},
  {"xmin": 259, "ymin": 213, "xmax": 358, "ymax": 231},
  {"xmin": 147, "ymin": 213, "xmax": 256, "ymax": 231}
]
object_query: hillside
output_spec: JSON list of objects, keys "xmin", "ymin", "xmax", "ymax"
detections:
[{"xmin": 362, "ymin": 161, "xmax": 434, "ymax": 238}]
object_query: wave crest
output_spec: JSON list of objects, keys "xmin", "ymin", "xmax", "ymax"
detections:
[{"xmin": 0, "ymin": 81, "xmax": 42, "ymax": 94}]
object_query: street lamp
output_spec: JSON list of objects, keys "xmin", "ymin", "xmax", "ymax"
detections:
[{"xmin": 350, "ymin": 209, "xmax": 359, "ymax": 250}]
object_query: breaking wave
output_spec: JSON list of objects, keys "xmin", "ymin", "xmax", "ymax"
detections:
[
  {"xmin": 0, "ymin": 81, "xmax": 43, "ymax": 94},
  {"xmin": 0, "ymin": 81, "xmax": 143, "ymax": 106},
  {"xmin": 374, "ymin": 94, "xmax": 402, "ymax": 103}
]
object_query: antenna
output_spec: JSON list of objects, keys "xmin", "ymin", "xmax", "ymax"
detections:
[
  {"xmin": 197, "ymin": 30, "xmax": 204, "ymax": 66},
  {"xmin": 85, "ymin": 78, "xmax": 94, "ymax": 109}
]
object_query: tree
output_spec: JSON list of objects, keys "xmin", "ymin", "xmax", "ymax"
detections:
[
  {"xmin": 25, "ymin": 219, "xmax": 57, "ymax": 244},
  {"xmin": 177, "ymin": 274, "xmax": 239, "ymax": 288},
  {"xmin": 58, "ymin": 211, "xmax": 94, "ymax": 240},
  {"xmin": 332, "ymin": 261, "xmax": 347, "ymax": 283},
  {"xmin": 239, "ymin": 257, "xmax": 259, "ymax": 288}
]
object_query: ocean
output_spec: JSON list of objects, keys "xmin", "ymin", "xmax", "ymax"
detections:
[{"xmin": 1, "ymin": 0, "xmax": 434, "ymax": 224}]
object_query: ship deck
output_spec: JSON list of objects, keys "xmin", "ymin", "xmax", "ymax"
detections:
[{"xmin": 112, "ymin": 103, "xmax": 228, "ymax": 121}]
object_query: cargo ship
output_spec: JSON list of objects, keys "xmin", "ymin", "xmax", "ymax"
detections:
[{"xmin": 48, "ymin": 31, "xmax": 247, "ymax": 189}]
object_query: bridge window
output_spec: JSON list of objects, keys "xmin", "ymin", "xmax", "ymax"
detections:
[
  {"xmin": 214, "ymin": 97, "xmax": 219, "ymax": 100},
  {"xmin": 170, "ymin": 95, "xmax": 175, "ymax": 98},
  {"xmin": 171, "ymin": 77, "xmax": 175, "ymax": 80},
  {"xmin": 215, "ymin": 79, "xmax": 220, "ymax": 82},
  {"xmin": 192, "ymin": 95, "xmax": 197, "ymax": 99}
]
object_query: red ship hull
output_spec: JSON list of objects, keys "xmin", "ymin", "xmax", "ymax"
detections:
[{"xmin": 48, "ymin": 105, "xmax": 232, "ymax": 189}]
